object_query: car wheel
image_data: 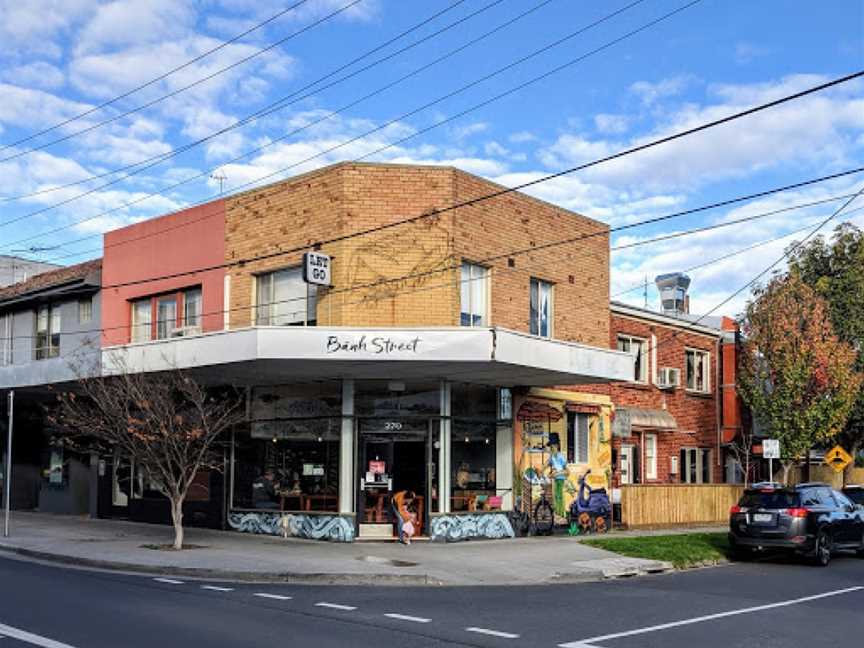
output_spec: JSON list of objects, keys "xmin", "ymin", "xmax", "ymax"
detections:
[
  {"xmin": 731, "ymin": 546, "xmax": 753, "ymax": 562},
  {"xmin": 857, "ymin": 532, "xmax": 864, "ymax": 558},
  {"xmin": 813, "ymin": 529, "xmax": 832, "ymax": 567}
]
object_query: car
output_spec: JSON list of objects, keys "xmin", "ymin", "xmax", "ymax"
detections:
[
  {"xmin": 728, "ymin": 482, "xmax": 864, "ymax": 566},
  {"xmin": 842, "ymin": 485, "xmax": 864, "ymax": 507}
]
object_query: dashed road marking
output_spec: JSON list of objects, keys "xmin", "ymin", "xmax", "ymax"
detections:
[
  {"xmin": 152, "ymin": 578, "xmax": 184, "ymax": 585},
  {"xmin": 200, "ymin": 586, "xmax": 234, "ymax": 592},
  {"xmin": 0, "ymin": 622, "xmax": 78, "ymax": 648},
  {"xmin": 253, "ymin": 593, "xmax": 292, "ymax": 601},
  {"xmin": 559, "ymin": 586, "xmax": 864, "ymax": 648},
  {"xmin": 315, "ymin": 602, "xmax": 357, "ymax": 611},
  {"xmin": 466, "ymin": 627, "xmax": 519, "ymax": 639},
  {"xmin": 384, "ymin": 613, "xmax": 431, "ymax": 624}
]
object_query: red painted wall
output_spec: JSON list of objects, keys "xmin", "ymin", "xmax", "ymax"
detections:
[{"xmin": 101, "ymin": 200, "xmax": 226, "ymax": 347}]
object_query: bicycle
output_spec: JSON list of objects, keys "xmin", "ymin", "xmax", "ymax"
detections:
[{"xmin": 530, "ymin": 488, "xmax": 554, "ymax": 536}]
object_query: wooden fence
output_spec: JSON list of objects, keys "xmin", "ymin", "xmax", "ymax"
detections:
[
  {"xmin": 784, "ymin": 465, "xmax": 864, "ymax": 489},
  {"xmin": 620, "ymin": 484, "xmax": 745, "ymax": 528}
]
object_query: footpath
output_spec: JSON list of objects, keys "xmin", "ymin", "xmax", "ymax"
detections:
[{"xmin": 0, "ymin": 512, "xmax": 717, "ymax": 586}]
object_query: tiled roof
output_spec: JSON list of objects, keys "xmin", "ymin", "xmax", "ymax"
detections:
[{"xmin": 0, "ymin": 258, "xmax": 101, "ymax": 302}]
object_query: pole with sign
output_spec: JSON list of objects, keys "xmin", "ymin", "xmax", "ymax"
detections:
[
  {"xmin": 763, "ymin": 438, "xmax": 780, "ymax": 483},
  {"xmin": 302, "ymin": 251, "xmax": 332, "ymax": 326}
]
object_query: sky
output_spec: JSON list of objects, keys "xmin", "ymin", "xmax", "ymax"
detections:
[{"xmin": 0, "ymin": 0, "xmax": 862, "ymax": 318}]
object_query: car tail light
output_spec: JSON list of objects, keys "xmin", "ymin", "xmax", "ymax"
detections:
[
  {"xmin": 730, "ymin": 505, "xmax": 742, "ymax": 514},
  {"xmin": 785, "ymin": 507, "xmax": 809, "ymax": 518}
]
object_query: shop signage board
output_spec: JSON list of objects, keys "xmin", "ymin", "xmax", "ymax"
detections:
[
  {"xmin": 762, "ymin": 439, "xmax": 780, "ymax": 459},
  {"xmin": 824, "ymin": 445, "xmax": 853, "ymax": 473},
  {"xmin": 302, "ymin": 251, "xmax": 331, "ymax": 286}
]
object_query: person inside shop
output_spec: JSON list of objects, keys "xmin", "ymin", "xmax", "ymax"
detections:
[
  {"xmin": 547, "ymin": 432, "xmax": 569, "ymax": 518},
  {"xmin": 252, "ymin": 469, "xmax": 280, "ymax": 509},
  {"xmin": 392, "ymin": 490, "xmax": 417, "ymax": 545}
]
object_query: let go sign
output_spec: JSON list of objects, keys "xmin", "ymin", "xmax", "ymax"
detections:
[{"xmin": 303, "ymin": 251, "xmax": 331, "ymax": 286}]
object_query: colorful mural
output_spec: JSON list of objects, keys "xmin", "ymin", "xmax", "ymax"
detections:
[
  {"xmin": 430, "ymin": 513, "xmax": 515, "ymax": 542},
  {"xmin": 228, "ymin": 511, "xmax": 355, "ymax": 542}
]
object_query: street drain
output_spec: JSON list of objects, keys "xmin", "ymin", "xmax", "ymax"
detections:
[{"xmin": 357, "ymin": 556, "xmax": 418, "ymax": 567}]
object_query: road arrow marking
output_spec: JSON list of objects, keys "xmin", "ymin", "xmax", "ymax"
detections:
[{"xmin": 0, "ymin": 622, "xmax": 78, "ymax": 648}]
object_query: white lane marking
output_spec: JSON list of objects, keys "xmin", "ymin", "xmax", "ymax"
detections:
[
  {"xmin": 0, "ymin": 622, "xmax": 78, "ymax": 648},
  {"xmin": 384, "ymin": 613, "xmax": 431, "ymax": 624},
  {"xmin": 253, "ymin": 593, "xmax": 292, "ymax": 601},
  {"xmin": 315, "ymin": 602, "xmax": 357, "ymax": 611},
  {"xmin": 153, "ymin": 578, "xmax": 184, "ymax": 584},
  {"xmin": 201, "ymin": 586, "xmax": 234, "ymax": 592},
  {"xmin": 465, "ymin": 627, "xmax": 520, "ymax": 639},
  {"xmin": 559, "ymin": 586, "xmax": 864, "ymax": 648}
]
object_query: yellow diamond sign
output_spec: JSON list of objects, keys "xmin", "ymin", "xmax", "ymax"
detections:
[{"xmin": 824, "ymin": 446, "xmax": 853, "ymax": 473}]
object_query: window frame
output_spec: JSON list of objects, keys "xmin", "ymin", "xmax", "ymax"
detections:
[
  {"xmin": 529, "ymin": 277, "xmax": 554, "ymax": 338},
  {"xmin": 685, "ymin": 347, "xmax": 711, "ymax": 393},
  {"xmin": 255, "ymin": 266, "xmax": 316, "ymax": 327},
  {"xmin": 459, "ymin": 261, "xmax": 489, "ymax": 327},
  {"xmin": 34, "ymin": 303, "xmax": 61, "ymax": 360},
  {"xmin": 679, "ymin": 447, "xmax": 711, "ymax": 483},
  {"xmin": 567, "ymin": 412, "xmax": 590, "ymax": 464},
  {"xmin": 645, "ymin": 433, "xmax": 658, "ymax": 480},
  {"xmin": 617, "ymin": 334, "xmax": 649, "ymax": 384},
  {"xmin": 0, "ymin": 313, "xmax": 11, "ymax": 366},
  {"xmin": 78, "ymin": 297, "xmax": 93, "ymax": 324},
  {"xmin": 129, "ymin": 286, "xmax": 202, "ymax": 343}
]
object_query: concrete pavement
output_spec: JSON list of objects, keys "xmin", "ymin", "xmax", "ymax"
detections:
[{"xmin": 0, "ymin": 512, "xmax": 674, "ymax": 585}]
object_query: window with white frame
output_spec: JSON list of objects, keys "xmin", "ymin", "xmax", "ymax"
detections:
[
  {"xmin": 183, "ymin": 288, "xmax": 202, "ymax": 330},
  {"xmin": 156, "ymin": 296, "xmax": 177, "ymax": 340},
  {"xmin": 617, "ymin": 335, "xmax": 648, "ymax": 383},
  {"xmin": 131, "ymin": 298, "xmax": 152, "ymax": 343},
  {"xmin": 460, "ymin": 262, "xmax": 488, "ymax": 327},
  {"xmin": 685, "ymin": 348, "xmax": 710, "ymax": 392},
  {"xmin": 529, "ymin": 278, "xmax": 553, "ymax": 338},
  {"xmin": 567, "ymin": 413, "xmax": 590, "ymax": 464},
  {"xmin": 256, "ymin": 267, "xmax": 316, "ymax": 326},
  {"xmin": 645, "ymin": 434, "xmax": 658, "ymax": 480},
  {"xmin": 680, "ymin": 447, "xmax": 711, "ymax": 483},
  {"xmin": 78, "ymin": 297, "xmax": 93, "ymax": 323},
  {"xmin": 34, "ymin": 304, "xmax": 61, "ymax": 360},
  {"xmin": 0, "ymin": 313, "xmax": 11, "ymax": 366}
]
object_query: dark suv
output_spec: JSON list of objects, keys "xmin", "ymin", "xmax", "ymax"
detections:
[
  {"xmin": 843, "ymin": 485, "xmax": 864, "ymax": 507},
  {"xmin": 728, "ymin": 482, "xmax": 864, "ymax": 566}
]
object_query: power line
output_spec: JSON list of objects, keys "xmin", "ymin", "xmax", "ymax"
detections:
[
  {"xmin": 0, "ymin": 0, "xmax": 494, "ymax": 206},
  {"xmin": 0, "ymin": 0, "xmax": 645, "ymax": 243},
  {"xmin": 0, "ymin": 0, "xmax": 315, "ymax": 154},
  {"xmin": 0, "ymin": 0, "xmax": 366, "ymax": 165}
]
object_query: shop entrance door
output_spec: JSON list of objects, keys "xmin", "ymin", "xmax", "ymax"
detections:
[{"xmin": 357, "ymin": 420, "xmax": 429, "ymax": 540}]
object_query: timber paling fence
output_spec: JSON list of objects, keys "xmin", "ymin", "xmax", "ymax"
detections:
[{"xmin": 620, "ymin": 484, "xmax": 745, "ymax": 528}]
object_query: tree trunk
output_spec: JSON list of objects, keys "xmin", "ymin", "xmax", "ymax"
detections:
[
  {"xmin": 170, "ymin": 495, "xmax": 185, "ymax": 550},
  {"xmin": 781, "ymin": 462, "xmax": 792, "ymax": 486}
]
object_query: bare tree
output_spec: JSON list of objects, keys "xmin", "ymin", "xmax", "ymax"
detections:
[
  {"xmin": 726, "ymin": 423, "xmax": 757, "ymax": 487},
  {"xmin": 50, "ymin": 368, "xmax": 244, "ymax": 550}
]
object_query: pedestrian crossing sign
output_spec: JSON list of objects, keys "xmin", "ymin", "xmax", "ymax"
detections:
[{"xmin": 824, "ymin": 445, "xmax": 853, "ymax": 473}]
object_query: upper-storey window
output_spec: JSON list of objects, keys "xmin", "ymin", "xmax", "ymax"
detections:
[
  {"xmin": 0, "ymin": 313, "xmax": 12, "ymax": 366},
  {"xmin": 256, "ymin": 267, "xmax": 316, "ymax": 326},
  {"xmin": 184, "ymin": 288, "xmax": 202, "ymax": 329},
  {"xmin": 156, "ymin": 296, "xmax": 177, "ymax": 340},
  {"xmin": 685, "ymin": 348, "xmax": 710, "ymax": 393},
  {"xmin": 78, "ymin": 297, "xmax": 93, "ymax": 324},
  {"xmin": 617, "ymin": 334, "xmax": 648, "ymax": 383},
  {"xmin": 131, "ymin": 298, "xmax": 151, "ymax": 343},
  {"xmin": 529, "ymin": 278, "xmax": 553, "ymax": 338},
  {"xmin": 130, "ymin": 286, "xmax": 202, "ymax": 343},
  {"xmin": 35, "ymin": 304, "xmax": 61, "ymax": 360},
  {"xmin": 460, "ymin": 262, "xmax": 488, "ymax": 327}
]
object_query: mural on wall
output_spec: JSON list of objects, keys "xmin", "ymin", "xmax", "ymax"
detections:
[
  {"xmin": 228, "ymin": 511, "xmax": 355, "ymax": 542},
  {"xmin": 346, "ymin": 216, "xmax": 452, "ymax": 303},
  {"xmin": 516, "ymin": 394, "xmax": 612, "ymax": 524},
  {"xmin": 430, "ymin": 514, "xmax": 515, "ymax": 542}
]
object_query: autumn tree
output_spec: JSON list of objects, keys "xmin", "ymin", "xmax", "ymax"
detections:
[
  {"xmin": 738, "ymin": 274, "xmax": 862, "ymax": 484},
  {"xmin": 787, "ymin": 223, "xmax": 864, "ymax": 482},
  {"xmin": 51, "ymin": 369, "xmax": 244, "ymax": 549}
]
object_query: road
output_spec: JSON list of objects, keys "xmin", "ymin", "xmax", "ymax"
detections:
[{"xmin": 0, "ymin": 551, "xmax": 862, "ymax": 648}]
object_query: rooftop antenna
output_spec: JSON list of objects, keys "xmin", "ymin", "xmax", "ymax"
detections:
[{"xmin": 210, "ymin": 169, "xmax": 227, "ymax": 195}]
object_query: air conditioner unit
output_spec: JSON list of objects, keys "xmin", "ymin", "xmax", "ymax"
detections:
[
  {"xmin": 170, "ymin": 325, "xmax": 202, "ymax": 338},
  {"xmin": 656, "ymin": 367, "xmax": 680, "ymax": 390}
]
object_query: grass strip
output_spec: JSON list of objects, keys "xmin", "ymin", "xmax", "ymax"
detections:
[{"xmin": 582, "ymin": 532, "xmax": 730, "ymax": 568}]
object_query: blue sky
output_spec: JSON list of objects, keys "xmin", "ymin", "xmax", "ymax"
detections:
[{"xmin": 0, "ymin": 0, "xmax": 862, "ymax": 316}]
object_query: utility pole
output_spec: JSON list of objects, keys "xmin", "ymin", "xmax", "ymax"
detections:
[
  {"xmin": 643, "ymin": 275, "xmax": 648, "ymax": 309},
  {"xmin": 3, "ymin": 390, "xmax": 13, "ymax": 538}
]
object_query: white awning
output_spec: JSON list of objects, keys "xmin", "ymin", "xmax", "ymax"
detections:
[{"xmin": 102, "ymin": 326, "xmax": 633, "ymax": 388}]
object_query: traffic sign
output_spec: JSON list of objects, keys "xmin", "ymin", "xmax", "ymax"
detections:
[
  {"xmin": 763, "ymin": 439, "xmax": 780, "ymax": 460},
  {"xmin": 824, "ymin": 445, "xmax": 853, "ymax": 474},
  {"xmin": 302, "ymin": 251, "xmax": 331, "ymax": 286}
]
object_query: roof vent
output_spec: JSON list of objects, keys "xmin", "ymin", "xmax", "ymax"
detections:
[{"xmin": 655, "ymin": 272, "xmax": 691, "ymax": 316}]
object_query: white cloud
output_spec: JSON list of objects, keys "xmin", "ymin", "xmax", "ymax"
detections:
[
  {"xmin": 74, "ymin": 0, "xmax": 197, "ymax": 55},
  {"xmin": 450, "ymin": 122, "xmax": 488, "ymax": 141},
  {"xmin": 594, "ymin": 113, "xmax": 629, "ymax": 135},
  {"xmin": 0, "ymin": 62, "xmax": 65, "ymax": 90},
  {"xmin": 630, "ymin": 75, "xmax": 693, "ymax": 105},
  {"xmin": 509, "ymin": 131, "xmax": 537, "ymax": 143},
  {"xmin": 0, "ymin": 0, "xmax": 95, "ymax": 59},
  {"xmin": 734, "ymin": 42, "xmax": 770, "ymax": 65},
  {"xmin": 0, "ymin": 83, "xmax": 93, "ymax": 131}
]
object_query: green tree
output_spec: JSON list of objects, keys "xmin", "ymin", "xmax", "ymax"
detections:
[
  {"xmin": 787, "ymin": 223, "xmax": 864, "ymax": 481},
  {"xmin": 738, "ymin": 274, "xmax": 862, "ymax": 484}
]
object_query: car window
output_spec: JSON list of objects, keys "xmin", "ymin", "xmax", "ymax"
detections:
[
  {"xmin": 844, "ymin": 489, "xmax": 864, "ymax": 505},
  {"xmin": 740, "ymin": 490, "xmax": 800, "ymax": 509},
  {"xmin": 817, "ymin": 488, "xmax": 837, "ymax": 507},
  {"xmin": 800, "ymin": 489, "xmax": 820, "ymax": 506},
  {"xmin": 833, "ymin": 491, "xmax": 855, "ymax": 509}
]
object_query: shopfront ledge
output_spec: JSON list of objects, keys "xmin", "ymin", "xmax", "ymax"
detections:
[
  {"xmin": 102, "ymin": 326, "xmax": 634, "ymax": 388},
  {"xmin": 227, "ymin": 509, "xmax": 355, "ymax": 542},
  {"xmin": 429, "ymin": 511, "xmax": 515, "ymax": 542}
]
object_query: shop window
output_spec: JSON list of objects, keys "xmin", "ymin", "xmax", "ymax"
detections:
[
  {"xmin": 256, "ymin": 267, "xmax": 316, "ymax": 326},
  {"xmin": 131, "ymin": 298, "xmax": 152, "ymax": 343},
  {"xmin": 529, "ymin": 278, "xmax": 553, "ymax": 338},
  {"xmin": 567, "ymin": 413, "xmax": 589, "ymax": 464},
  {"xmin": 0, "ymin": 314, "xmax": 11, "ymax": 366},
  {"xmin": 645, "ymin": 434, "xmax": 657, "ymax": 480},
  {"xmin": 680, "ymin": 447, "xmax": 711, "ymax": 483},
  {"xmin": 34, "ymin": 304, "xmax": 61, "ymax": 360},
  {"xmin": 617, "ymin": 335, "xmax": 648, "ymax": 383},
  {"xmin": 685, "ymin": 348, "xmax": 710, "ymax": 393},
  {"xmin": 460, "ymin": 262, "xmax": 488, "ymax": 327},
  {"xmin": 355, "ymin": 380, "xmax": 439, "ymax": 417},
  {"xmin": 78, "ymin": 297, "xmax": 93, "ymax": 324},
  {"xmin": 451, "ymin": 421, "xmax": 497, "ymax": 512}
]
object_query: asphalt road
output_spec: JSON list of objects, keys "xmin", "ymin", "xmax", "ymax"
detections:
[{"xmin": 0, "ymin": 551, "xmax": 862, "ymax": 648}]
